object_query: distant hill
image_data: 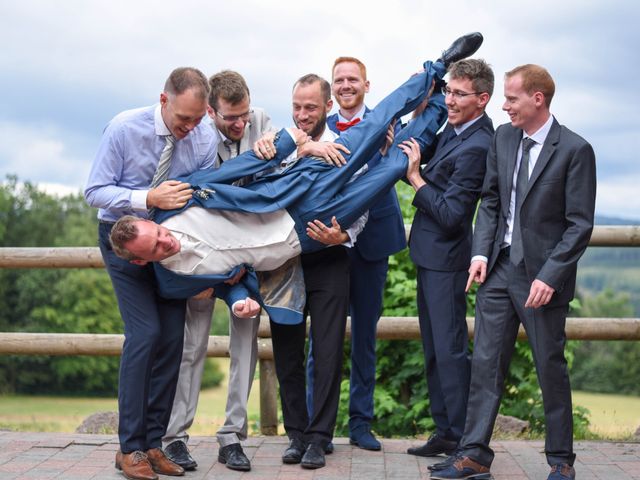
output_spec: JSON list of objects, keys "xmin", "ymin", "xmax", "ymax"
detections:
[
  {"xmin": 578, "ymin": 215, "xmax": 640, "ymax": 315},
  {"xmin": 595, "ymin": 215, "xmax": 640, "ymax": 225}
]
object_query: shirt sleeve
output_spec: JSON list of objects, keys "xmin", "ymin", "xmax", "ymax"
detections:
[{"xmin": 84, "ymin": 121, "xmax": 148, "ymax": 212}]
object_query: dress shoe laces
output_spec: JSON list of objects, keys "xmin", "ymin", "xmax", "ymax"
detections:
[{"xmin": 130, "ymin": 451, "xmax": 149, "ymax": 464}]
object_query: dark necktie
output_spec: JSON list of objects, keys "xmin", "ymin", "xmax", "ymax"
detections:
[
  {"xmin": 440, "ymin": 126, "xmax": 457, "ymax": 147},
  {"xmin": 510, "ymin": 137, "xmax": 537, "ymax": 266},
  {"xmin": 335, "ymin": 117, "xmax": 361, "ymax": 131}
]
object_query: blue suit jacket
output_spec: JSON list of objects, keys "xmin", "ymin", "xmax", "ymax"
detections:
[
  {"xmin": 409, "ymin": 113, "xmax": 494, "ymax": 271},
  {"xmin": 327, "ymin": 109, "xmax": 406, "ymax": 260}
]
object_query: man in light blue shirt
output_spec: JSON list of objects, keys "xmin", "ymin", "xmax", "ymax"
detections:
[{"xmin": 85, "ymin": 67, "xmax": 253, "ymax": 480}]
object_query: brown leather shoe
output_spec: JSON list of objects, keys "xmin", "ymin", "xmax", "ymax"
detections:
[
  {"xmin": 115, "ymin": 450, "xmax": 158, "ymax": 480},
  {"xmin": 145, "ymin": 448, "xmax": 185, "ymax": 476}
]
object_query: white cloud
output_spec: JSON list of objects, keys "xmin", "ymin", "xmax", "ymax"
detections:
[
  {"xmin": 0, "ymin": 121, "xmax": 89, "ymax": 189},
  {"xmin": 0, "ymin": 0, "xmax": 638, "ymax": 224},
  {"xmin": 596, "ymin": 175, "xmax": 640, "ymax": 221}
]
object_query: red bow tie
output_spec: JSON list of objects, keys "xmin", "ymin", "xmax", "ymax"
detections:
[{"xmin": 335, "ymin": 117, "xmax": 361, "ymax": 131}]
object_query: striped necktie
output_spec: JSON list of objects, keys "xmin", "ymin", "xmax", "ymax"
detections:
[{"xmin": 148, "ymin": 134, "xmax": 176, "ymax": 218}]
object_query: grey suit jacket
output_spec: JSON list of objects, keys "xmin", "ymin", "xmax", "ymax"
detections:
[
  {"xmin": 214, "ymin": 107, "xmax": 273, "ymax": 167},
  {"xmin": 472, "ymin": 117, "xmax": 596, "ymax": 305}
]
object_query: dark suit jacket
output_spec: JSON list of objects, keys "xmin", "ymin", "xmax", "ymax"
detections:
[
  {"xmin": 472, "ymin": 118, "xmax": 596, "ymax": 305},
  {"xmin": 409, "ymin": 113, "xmax": 494, "ymax": 271},
  {"xmin": 327, "ymin": 110, "xmax": 406, "ymax": 260}
]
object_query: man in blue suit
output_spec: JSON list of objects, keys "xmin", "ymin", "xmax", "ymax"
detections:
[
  {"xmin": 326, "ymin": 56, "xmax": 406, "ymax": 451},
  {"xmin": 406, "ymin": 58, "xmax": 494, "ymax": 461}
]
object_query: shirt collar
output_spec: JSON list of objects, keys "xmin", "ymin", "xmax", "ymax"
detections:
[
  {"xmin": 319, "ymin": 126, "xmax": 338, "ymax": 142},
  {"xmin": 337, "ymin": 104, "xmax": 367, "ymax": 123},
  {"xmin": 453, "ymin": 113, "xmax": 484, "ymax": 135},
  {"xmin": 154, "ymin": 104, "xmax": 172, "ymax": 136},
  {"xmin": 524, "ymin": 114, "xmax": 554, "ymax": 145}
]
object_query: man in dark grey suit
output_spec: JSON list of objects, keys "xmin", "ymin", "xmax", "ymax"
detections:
[{"xmin": 432, "ymin": 64, "xmax": 596, "ymax": 480}]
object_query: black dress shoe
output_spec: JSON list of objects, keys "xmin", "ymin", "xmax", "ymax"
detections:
[
  {"xmin": 301, "ymin": 443, "xmax": 325, "ymax": 469},
  {"xmin": 428, "ymin": 453, "xmax": 459, "ymax": 471},
  {"xmin": 164, "ymin": 441, "xmax": 197, "ymax": 471},
  {"xmin": 325, "ymin": 441, "xmax": 334, "ymax": 454},
  {"xmin": 218, "ymin": 443, "xmax": 251, "ymax": 471},
  {"xmin": 437, "ymin": 32, "xmax": 483, "ymax": 67},
  {"xmin": 407, "ymin": 434, "xmax": 457, "ymax": 457},
  {"xmin": 282, "ymin": 437, "xmax": 306, "ymax": 464}
]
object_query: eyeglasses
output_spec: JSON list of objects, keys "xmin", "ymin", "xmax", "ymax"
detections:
[
  {"xmin": 215, "ymin": 109, "xmax": 253, "ymax": 123},
  {"xmin": 444, "ymin": 87, "xmax": 480, "ymax": 100}
]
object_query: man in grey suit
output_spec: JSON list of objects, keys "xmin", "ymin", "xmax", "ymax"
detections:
[
  {"xmin": 163, "ymin": 70, "xmax": 273, "ymax": 472},
  {"xmin": 432, "ymin": 64, "xmax": 596, "ymax": 480}
]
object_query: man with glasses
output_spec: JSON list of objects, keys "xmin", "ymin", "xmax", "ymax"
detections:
[
  {"xmin": 163, "ymin": 70, "xmax": 274, "ymax": 472},
  {"xmin": 406, "ymin": 58, "xmax": 494, "ymax": 461}
]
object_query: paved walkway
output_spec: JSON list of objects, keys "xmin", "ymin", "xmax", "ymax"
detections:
[{"xmin": 0, "ymin": 432, "xmax": 638, "ymax": 479}]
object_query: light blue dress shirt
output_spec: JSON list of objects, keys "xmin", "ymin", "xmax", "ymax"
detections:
[{"xmin": 85, "ymin": 104, "xmax": 218, "ymax": 222}]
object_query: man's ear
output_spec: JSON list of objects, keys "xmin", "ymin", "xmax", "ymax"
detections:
[{"xmin": 130, "ymin": 259, "xmax": 148, "ymax": 266}]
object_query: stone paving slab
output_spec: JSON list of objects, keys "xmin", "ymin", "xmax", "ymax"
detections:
[{"xmin": 0, "ymin": 432, "xmax": 637, "ymax": 479}]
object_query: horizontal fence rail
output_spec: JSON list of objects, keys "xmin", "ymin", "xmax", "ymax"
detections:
[
  {"xmin": 1, "ymin": 225, "xmax": 639, "ymax": 269},
  {"xmin": 1, "ymin": 317, "xmax": 639, "ymax": 358}
]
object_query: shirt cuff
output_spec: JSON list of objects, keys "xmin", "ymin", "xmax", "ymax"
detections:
[
  {"xmin": 131, "ymin": 189, "xmax": 150, "ymax": 211},
  {"xmin": 471, "ymin": 255, "xmax": 488, "ymax": 264}
]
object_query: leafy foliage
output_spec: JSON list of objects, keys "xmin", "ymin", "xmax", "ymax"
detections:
[{"xmin": 0, "ymin": 176, "xmax": 223, "ymax": 395}]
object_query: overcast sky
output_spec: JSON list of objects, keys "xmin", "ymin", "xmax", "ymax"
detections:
[{"xmin": 1, "ymin": 0, "xmax": 638, "ymax": 219}]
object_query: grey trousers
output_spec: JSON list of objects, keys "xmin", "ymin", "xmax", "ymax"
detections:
[{"xmin": 162, "ymin": 296, "xmax": 259, "ymax": 448}]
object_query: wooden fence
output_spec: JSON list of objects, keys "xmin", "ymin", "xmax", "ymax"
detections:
[{"xmin": 0, "ymin": 225, "xmax": 638, "ymax": 434}]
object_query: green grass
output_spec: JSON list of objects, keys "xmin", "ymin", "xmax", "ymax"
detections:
[
  {"xmin": 573, "ymin": 390, "xmax": 640, "ymax": 439},
  {"xmin": 0, "ymin": 359, "xmax": 264, "ymax": 435}
]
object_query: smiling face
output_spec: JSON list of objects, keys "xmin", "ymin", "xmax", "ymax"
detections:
[
  {"xmin": 292, "ymin": 80, "xmax": 332, "ymax": 140},
  {"xmin": 125, "ymin": 220, "xmax": 181, "ymax": 264},
  {"xmin": 445, "ymin": 77, "xmax": 489, "ymax": 126},
  {"xmin": 160, "ymin": 88, "xmax": 208, "ymax": 139},
  {"xmin": 210, "ymin": 96, "xmax": 251, "ymax": 142},
  {"xmin": 502, "ymin": 73, "xmax": 546, "ymax": 134},
  {"xmin": 332, "ymin": 61, "xmax": 369, "ymax": 116}
]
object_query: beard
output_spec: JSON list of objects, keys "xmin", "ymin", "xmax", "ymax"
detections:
[{"xmin": 294, "ymin": 110, "xmax": 328, "ymax": 141}]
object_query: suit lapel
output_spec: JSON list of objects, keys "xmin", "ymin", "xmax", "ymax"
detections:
[
  {"xmin": 503, "ymin": 129, "xmax": 522, "ymax": 205},
  {"xmin": 523, "ymin": 119, "xmax": 560, "ymax": 199},
  {"xmin": 424, "ymin": 115, "xmax": 488, "ymax": 174}
]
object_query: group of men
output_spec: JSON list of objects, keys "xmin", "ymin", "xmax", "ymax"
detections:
[{"xmin": 85, "ymin": 32, "xmax": 596, "ymax": 480}]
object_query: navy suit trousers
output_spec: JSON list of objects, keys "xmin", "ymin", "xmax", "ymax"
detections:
[{"xmin": 99, "ymin": 223, "xmax": 186, "ymax": 452}]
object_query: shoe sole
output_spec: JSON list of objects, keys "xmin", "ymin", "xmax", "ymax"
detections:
[
  {"xmin": 430, "ymin": 473, "xmax": 491, "ymax": 480},
  {"xmin": 301, "ymin": 461, "xmax": 325, "ymax": 469},
  {"xmin": 114, "ymin": 461, "xmax": 159, "ymax": 480},
  {"xmin": 166, "ymin": 458, "xmax": 197, "ymax": 471},
  {"xmin": 349, "ymin": 439, "xmax": 382, "ymax": 451},
  {"xmin": 218, "ymin": 455, "xmax": 251, "ymax": 471}
]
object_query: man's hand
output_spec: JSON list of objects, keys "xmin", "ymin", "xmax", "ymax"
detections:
[
  {"xmin": 191, "ymin": 288, "xmax": 214, "ymax": 300},
  {"xmin": 306, "ymin": 216, "xmax": 348, "ymax": 245},
  {"xmin": 466, "ymin": 260, "xmax": 487, "ymax": 292},
  {"xmin": 400, "ymin": 138, "xmax": 425, "ymax": 191},
  {"xmin": 147, "ymin": 180, "xmax": 193, "ymax": 210},
  {"xmin": 232, "ymin": 297, "xmax": 261, "ymax": 318},
  {"xmin": 298, "ymin": 141, "xmax": 350, "ymax": 167},
  {"xmin": 254, "ymin": 132, "xmax": 277, "ymax": 160},
  {"xmin": 224, "ymin": 267, "xmax": 246, "ymax": 286},
  {"xmin": 525, "ymin": 279, "xmax": 555, "ymax": 309},
  {"xmin": 379, "ymin": 120, "xmax": 397, "ymax": 157}
]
